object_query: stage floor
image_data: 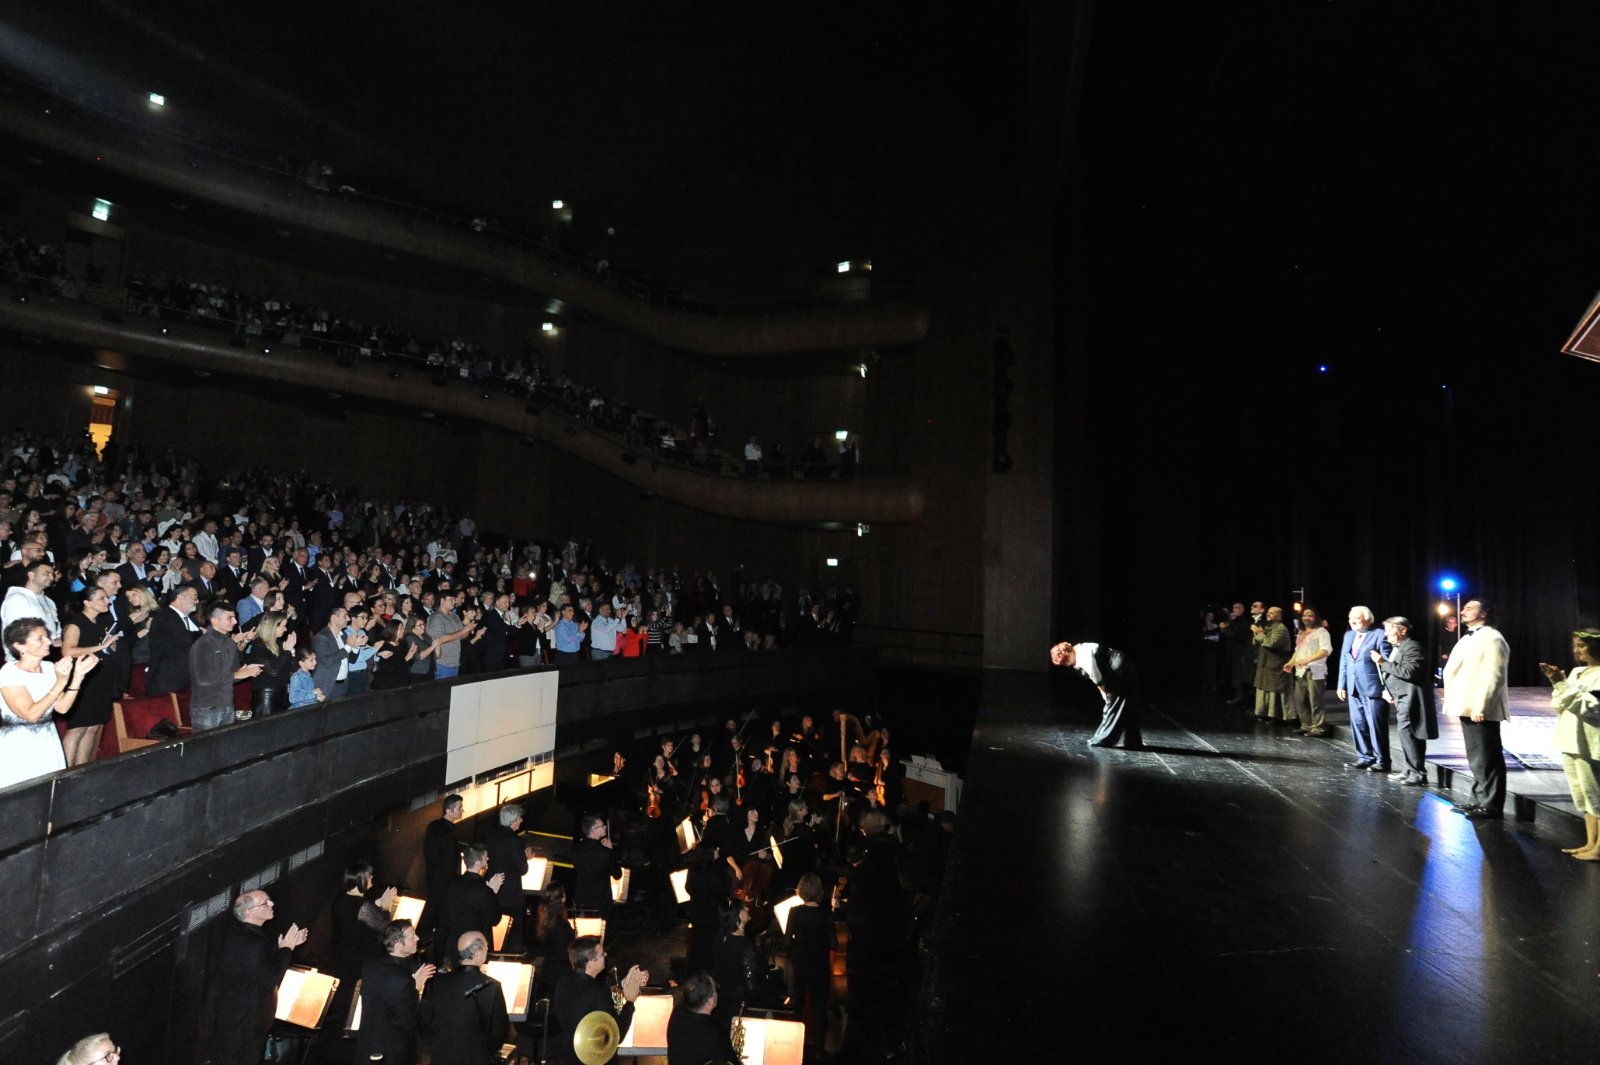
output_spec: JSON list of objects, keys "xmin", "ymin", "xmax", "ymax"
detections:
[{"xmin": 917, "ymin": 673, "xmax": 1600, "ymax": 1065}]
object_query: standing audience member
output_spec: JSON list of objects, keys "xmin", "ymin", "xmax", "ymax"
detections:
[
  {"xmin": 288, "ymin": 646, "xmax": 325, "ymax": 707},
  {"xmin": 1375, "ymin": 616, "xmax": 1438, "ymax": 787},
  {"xmin": 1540, "ymin": 630, "xmax": 1600, "ymax": 859},
  {"xmin": 189, "ymin": 602, "xmax": 262, "ymax": 730},
  {"xmin": 145, "ymin": 585, "xmax": 200, "ymax": 695},
  {"xmin": 0, "ymin": 618, "xmax": 95, "ymax": 788},
  {"xmin": 1443, "ymin": 600, "xmax": 1510, "ymax": 820},
  {"xmin": 59, "ymin": 586, "xmax": 121, "ymax": 764},
  {"xmin": 425, "ymin": 591, "xmax": 473, "ymax": 680},
  {"xmin": 1, "ymin": 559, "xmax": 61, "ymax": 660}
]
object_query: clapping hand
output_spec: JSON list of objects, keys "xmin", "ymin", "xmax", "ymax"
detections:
[
  {"xmin": 71, "ymin": 654, "xmax": 99, "ymax": 679},
  {"xmin": 622, "ymin": 965, "xmax": 649, "ymax": 1002},
  {"xmin": 486, "ymin": 872, "xmax": 506, "ymax": 893},
  {"xmin": 278, "ymin": 922, "xmax": 309, "ymax": 950},
  {"xmin": 413, "ymin": 962, "xmax": 436, "ymax": 992}
]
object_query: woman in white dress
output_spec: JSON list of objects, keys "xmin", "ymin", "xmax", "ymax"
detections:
[{"xmin": 0, "ymin": 617, "xmax": 98, "ymax": 790}]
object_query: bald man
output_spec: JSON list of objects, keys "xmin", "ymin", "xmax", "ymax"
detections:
[{"xmin": 207, "ymin": 891, "xmax": 307, "ymax": 1065}]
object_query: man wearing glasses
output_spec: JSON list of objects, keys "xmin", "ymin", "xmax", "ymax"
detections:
[
  {"xmin": 54, "ymin": 1032, "xmax": 120, "ymax": 1065},
  {"xmin": 207, "ymin": 891, "xmax": 308, "ymax": 1065}
]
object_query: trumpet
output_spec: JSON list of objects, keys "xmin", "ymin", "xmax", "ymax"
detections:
[
  {"xmin": 609, "ymin": 965, "xmax": 625, "ymax": 1011},
  {"xmin": 731, "ymin": 1001, "xmax": 747, "ymax": 1060}
]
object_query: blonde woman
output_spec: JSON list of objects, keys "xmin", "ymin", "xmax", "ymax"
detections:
[{"xmin": 245, "ymin": 611, "xmax": 298, "ymax": 715}]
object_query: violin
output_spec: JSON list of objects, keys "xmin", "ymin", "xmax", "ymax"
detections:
[{"xmin": 646, "ymin": 784, "xmax": 662, "ymax": 819}]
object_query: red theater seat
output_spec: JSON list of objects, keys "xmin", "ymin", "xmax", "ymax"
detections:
[{"xmin": 110, "ymin": 694, "xmax": 188, "ymax": 754}]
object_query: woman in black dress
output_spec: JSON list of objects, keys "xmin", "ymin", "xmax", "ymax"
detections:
[
  {"xmin": 369, "ymin": 620, "xmax": 411, "ymax": 691},
  {"xmin": 60, "ymin": 587, "xmax": 120, "ymax": 765},
  {"xmin": 244, "ymin": 611, "xmax": 297, "ymax": 716},
  {"xmin": 784, "ymin": 872, "xmax": 836, "ymax": 1058}
]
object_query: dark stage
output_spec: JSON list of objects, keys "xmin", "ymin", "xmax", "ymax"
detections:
[{"xmin": 919, "ymin": 673, "xmax": 1600, "ymax": 1064}]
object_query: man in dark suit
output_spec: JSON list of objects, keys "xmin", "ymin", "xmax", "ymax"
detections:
[
  {"xmin": 666, "ymin": 972, "xmax": 736, "ymax": 1065},
  {"xmin": 146, "ymin": 585, "xmax": 201, "ymax": 695},
  {"xmin": 553, "ymin": 936, "xmax": 646, "ymax": 1065},
  {"xmin": 246, "ymin": 533, "xmax": 277, "ymax": 578},
  {"xmin": 282, "ymin": 546, "xmax": 317, "ymax": 619},
  {"xmin": 427, "ymin": 932, "xmax": 509, "ymax": 1065},
  {"xmin": 479, "ymin": 595, "xmax": 515, "ymax": 672},
  {"xmin": 308, "ymin": 554, "xmax": 341, "ymax": 630},
  {"xmin": 311, "ymin": 607, "xmax": 352, "ymax": 702},
  {"xmin": 420, "ymin": 794, "xmax": 464, "ymax": 939},
  {"xmin": 483, "ymin": 803, "xmax": 530, "ymax": 952},
  {"xmin": 1336, "ymin": 605, "xmax": 1394, "ymax": 772},
  {"xmin": 356, "ymin": 921, "xmax": 435, "ymax": 1065},
  {"xmin": 217, "ymin": 546, "xmax": 248, "ymax": 601},
  {"xmin": 1376, "ymin": 616, "xmax": 1439, "ymax": 787},
  {"xmin": 187, "ymin": 559, "xmax": 221, "ymax": 600},
  {"xmin": 440, "ymin": 845, "xmax": 504, "ymax": 965},
  {"xmin": 572, "ymin": 814, "xmax": 623, "ymax": 917}
]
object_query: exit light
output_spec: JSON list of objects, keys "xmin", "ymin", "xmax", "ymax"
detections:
[
  {"xmin": 825, "ymin": 558, "xmax": 839, "ymax": 567},
  {"xmin": 551, "ymin": 199, "xmax": 565, "ymax": 209},
  {"xmin": 148, "ymin": 93, "xmax": 165, "ymax": 107},
  {"xmin": 837, "ymin": 261, "xmax": 850, "ymax": 273},
  {"xmin": 93, "ymin": 385, "xmax": 109, "ymax": 396},
  {"xmin": 91, "ymin": 198, "xmax": 112, "ymax": 222}
]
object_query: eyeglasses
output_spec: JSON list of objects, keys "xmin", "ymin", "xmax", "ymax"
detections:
[{"xmin": 87, "ymin": 1047, "xmax": 120, "ymax": 1064}]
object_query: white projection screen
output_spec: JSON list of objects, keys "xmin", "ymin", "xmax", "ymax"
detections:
[{"xmin": 445, "ymin": 672, "xmax": 559, "ymax": 784}]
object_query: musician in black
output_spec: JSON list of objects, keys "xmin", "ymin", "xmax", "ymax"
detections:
[
  {"xmin": 552, "ymin": 936, "xmax": 648, "ymax": 1065},
  {"xmin": 572, "ymin": 814, "xmax": 623, "ymax": 917},
  {"xmin": 427, "ymin": 931, "xmax": 509, "ymax": 1065},
  {"xmin": 666, "ymin": 972, "xmax": 737, "ymax": 1065}
]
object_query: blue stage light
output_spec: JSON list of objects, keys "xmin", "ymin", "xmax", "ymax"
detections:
[
  {"xmin": 1318, "ymin": 364, "xmax": 1328, "ymax": 373},
  {"xmin": 1438, "ymin": 577, "xmax": 1457, "ymax": 592}
]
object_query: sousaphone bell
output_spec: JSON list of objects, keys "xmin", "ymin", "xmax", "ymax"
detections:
[{"xmin": 573, "ymin": 1008, "xmax": 621, "ymax": 1065}]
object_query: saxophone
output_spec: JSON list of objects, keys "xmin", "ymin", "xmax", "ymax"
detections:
[
  {"xmin": 730, "ymin": 1001, "xmax": 747, "ymax": 1060},
  {"xmin": 610, "ymin": 966, "xmax": 625, "ymax": 1011}
]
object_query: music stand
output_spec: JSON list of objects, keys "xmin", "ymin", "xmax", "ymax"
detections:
[
  {"xmin": 573, "ymin": 915, "xmax": 606, "ymax": 942},
  {"xmin": 773, "ymin": 894, "xmax": 803, "ymax": 934},
  {"xmin": 522, "ymin": 856, "xmax": 553, "ymax": 892},
  {"xmin": 668, "ymin": 867, "xmax": 691, "ymax": 904},
  {"xmin": 344, "ymin": 979, "xmax": 364, "ymax": 1033},
  {"xmin": 609, "ymin": 868, "xmax": 631, "ymax": 904},
  {"xmin": 392, "ymin": 895, "xmax": 426, "ymax": 928},
  {"xmin": 739, "ymin": 1016, "xmax": 806, "ymax": 1065},
  {"xmin": 491, "ymin": 914, "xmax": 512, "ymax": 952},
  {"xmin": 675, "ymin": 817, "xmax": 699, "ymax": 854},
  {"xmin": 483, "ymin": 959, "xmax": 538, "ymax": 1021},
  {"xmin": 617, "ymin": 993, "xmax": 674, "ymax": 1054},
  {"xmin": 274, "ymin": 966, "xmax": 340, "ymax": 1031}
]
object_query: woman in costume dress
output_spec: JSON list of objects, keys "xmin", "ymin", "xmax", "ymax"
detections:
[
  {"xmin": 0, "ymin": 617, "xmax": 97, "ymax": 789},
  {"xmin": 1539, "ymin": 630, "xmax": 1600, "ymax": 861},
  {"xmin": 60, "ymin": 588, "xmax": 121, "ymax": 765}
]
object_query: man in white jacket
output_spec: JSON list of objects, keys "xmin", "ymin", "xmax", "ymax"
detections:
[{"xmin": 1442, "ymin": 599, "xmax": 1510, "ymax": 820}]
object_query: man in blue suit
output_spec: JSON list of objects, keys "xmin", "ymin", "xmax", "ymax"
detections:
[{"xmin": 1337, "ymin": 605, "xmax": 1393, "ymax": 772}]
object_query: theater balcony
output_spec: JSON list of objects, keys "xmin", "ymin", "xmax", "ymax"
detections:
[
  {"xmin": 0, "ymin": 83, "xmax": 929, "ymax": 358},
  {"xmin": 0, "ymin": 281, "xmax": 926, "ymax": 525}
]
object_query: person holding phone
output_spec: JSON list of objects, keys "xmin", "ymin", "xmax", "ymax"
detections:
[{"xmin": 60, "ymin": 586, "xmax": 121, "ymax": 765}]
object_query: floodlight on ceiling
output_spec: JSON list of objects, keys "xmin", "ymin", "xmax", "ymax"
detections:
[
  {"xmin": 541, "ymin": 322, "xmax": 556, "ymax": 333},
  {"xmin": 837, "ymin": 261, "xmax": 850, "ymax": 273},
  {"xmin": 834, "ymin": 429, "xmax": 849, "ymax": 441},
  {"xmin": 551, "ymin": 199, "xmax": 565, "ymax": 209},
  {"xmin": 91, "ymin": 198, "xmax": 112, "ymax": 222},
  {"xmin": 148, "ymin": 93, "xmax": 165, "ymax": 107},
  {"xmin": 825, "ymin": 558, "xmax": 839, "ymax": 568}
]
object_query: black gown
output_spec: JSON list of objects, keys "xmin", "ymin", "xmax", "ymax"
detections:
[{"xmin": 63, "ymin": 611, "xmax": 114, "ymax": 727}]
